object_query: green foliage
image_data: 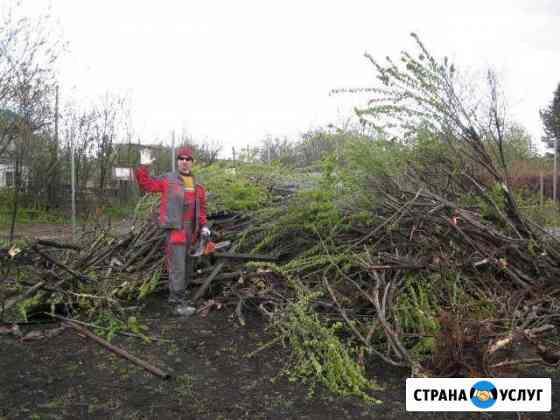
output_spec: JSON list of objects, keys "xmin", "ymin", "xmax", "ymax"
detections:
[
  {"xmin": 345, "ymin": 33, "xmax": 461, "ymax": 138},
  {"xmin": 0, "ymin": 189, "xmax": 66, "ymax": 225},
  {"xmin": 0, "ymin": 237, "xmax": 25, "ymax": 249},
  {"xmin": 134, "ymin": 163, "xmax": 281, "ymax": 219},
  {"xmin": 520, "ymin": 201, "xmax": 560, "ymax": 227},
  {"xmin": 408, "ymin": 126, "xmax": 460, "ymax": 171},
  {"xmin": 243, "ymin": 135, "xmax": 409, "ymax": 258},
  {"xmin": 92, "ymin": 310, "xmax": 149, "ymax": 342},
  {"xmin": 126, "ymin": 315, "xmax": 149, "ymax": 337},
  {"xmin": 137, "ymin": 269, "xmax": 162, "ymax": 300},
  {"xmin": 501, "ymin": 124, "xmax": 537, "ymax": 162},
  {"xmin": 279, "ymin": 291, "xmax": 382, "ymax": 404},
  {"xmin": 540, "ymin": 81, "xmax": 560, "ymax": 151},
  {"xmin": 339, "ymin": 32, "xmax": 535, "ymax": 195},
  {"xmin": 249, "ymin": 185, "xmax": 344, "ymax": 255},
  {"xmin": 196, "ymin": 164, "xmax": 269, "ymax": 213},
  {"xmin": 396, "ymin": 274, "xmax": 440, "ymax": 356},
  {"xmin": 176, "ymin": 374, "xmax": 194, "ymax": 397},
  {"xmin": 317, "ymin": 133, "xmax": 407, "ymax": 225},
  {"xmin": 103, "ymin": 204, "xmax": 136, "ymax": 220},
  {"xmin": 459, "ymin": 181, "xmax": 560, "ymax": 227},
  {"xmin": 395, "ymin": 272, "xmax": 499, "ymax": 358},
  {"xmin": 339, "ymin": 135, "xmax": 407, "ymax": 181},
  {"xmin": 16, "ymin": 293, "xmax": 42, "ymax": 322},
  {"xmin": 132, "ymin": 193, "xmax": 159, "ymax": 220},
  {"xmin": 460, "ymin": 183, "xmax": 506, "ymax": 223}
]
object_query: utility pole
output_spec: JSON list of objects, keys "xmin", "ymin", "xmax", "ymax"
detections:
[
  {"xmin": 71, "ymin": 137, "xmax": 76, "ymax": 241},
  {"xmin": 49, "ymin": 85, "xmax": 60, "ymax": 207},
  {"xmin": 540, "ymin": 170, "xmax": 544, "ymax": 208},
  {"xmin": 554, "ymin": 137, "xmax": 558, "ymax": 204},
  {"xmin": 232, "ymin": 146, "xmax": 236, "ymax": 167},
  {"xmin": 54, "ymin": 85, "xmax": 59, "ymax": 155}
]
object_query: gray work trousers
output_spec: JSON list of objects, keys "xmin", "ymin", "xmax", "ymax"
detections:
[{"xmin": 166, "ymin": 225, "xmax": 194, "ymax": 303}]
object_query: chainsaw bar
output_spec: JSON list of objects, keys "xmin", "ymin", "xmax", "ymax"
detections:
[{"xmin": 190, "ymin": 240, "xmax": 231, "ymax": 257}]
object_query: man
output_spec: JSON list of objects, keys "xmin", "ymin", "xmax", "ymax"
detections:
[{"xmin": 135, "ymin": 146, "xmax": 210, "ymax": 316}]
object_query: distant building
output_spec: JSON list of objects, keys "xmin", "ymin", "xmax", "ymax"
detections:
[
  {"xmin": 0, "ymin": 162, "xmax": 29, "ymax": 188},
  {"xmin": 0, "ymin": 163, "xmax": 15, "ymax": 187},
  {"xmin": 0, "ymin": 109, "xmax": 29, "ymax": 188},
  {"xmin": 113, "ymin": 166, "xmax": 134, "ymax": 181}
]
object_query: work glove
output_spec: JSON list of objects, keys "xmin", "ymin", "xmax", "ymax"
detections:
[
  {"xmin": 201, "ymin": 226, "xmax": 211, "ymax": 238},
  {"xmin": 140, "ymin": 149, "xmax": 156, "ymax": 165}
]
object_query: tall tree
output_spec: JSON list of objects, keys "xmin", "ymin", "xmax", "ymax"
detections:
[{"xmin": 540, "ymin": 82, "xmax": 560, "ymax": 152}]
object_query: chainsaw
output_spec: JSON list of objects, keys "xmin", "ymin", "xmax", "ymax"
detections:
[
  {"xmin": 190, "ymin": 233, "xmax": 278, "ymax": 262},
  {"xmin": 190, "ymin": 238, "xmax": 278, "ymax": 263},
  {"xmin": 190, "ymin": 237, "xmax": 230, "ymax": 257}
]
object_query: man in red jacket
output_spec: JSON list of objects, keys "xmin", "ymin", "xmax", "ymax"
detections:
[{"xmin": 135, "ymin": 146, "xmax": 210, "ymax": 316}]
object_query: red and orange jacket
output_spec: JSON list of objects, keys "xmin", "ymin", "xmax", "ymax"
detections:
[{"xmin": 135, "ymin": 165, "xmax": 207, "ymax": 243}]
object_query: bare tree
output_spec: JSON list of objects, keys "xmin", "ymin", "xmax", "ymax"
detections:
[
  {"xmin": 0, "ymin": 1, "xmax": 61, "ymax": 157},
  {"xmin": 258, "ymin": 135, "xmax": 297, "ymax": 164},
  {"xmin": 196, "ymin": 139, "xmax": 222, "ymax": 166},
  {"xmin": 92, "ymin": 94, "xmax": 123, "ymax": 195},
  {"xmin": 60, "ymin": 102, "xmax": 98, "ymax": 205},
  {"xmin": 0, "ymin": 1, "xmax": 62, "ymax": 242}
]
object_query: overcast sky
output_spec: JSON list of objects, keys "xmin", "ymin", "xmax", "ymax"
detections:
[{"xmin": 23, "ymin": 0, "xmax": 560, "ymax": 155}]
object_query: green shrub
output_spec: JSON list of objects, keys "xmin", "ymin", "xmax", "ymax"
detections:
[
  {"xmin": 0, "ymin": 189, "xmax": 66, "ymax": 225},
  {"xmin": 395, "ymin": 274, "xmax": 440, "ymax": 357},
  {"xmin": 197, "ymin": 164, "xmax": 269, "ymax": 213},
  {"xmin": 279, "ymin": 291, "xmax": 382, "ymax": 404}
]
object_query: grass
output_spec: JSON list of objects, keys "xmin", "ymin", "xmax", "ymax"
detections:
[
  {"xmin": 175, "ymin": 373, "xmax": 194, "ymax": 397},
  {"xmin": 0, "ymin": 207, "xmax": 66, "ymax": 226}
]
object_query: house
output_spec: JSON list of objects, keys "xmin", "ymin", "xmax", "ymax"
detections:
[
  {"xmin": 0, "ymin": 162, "xmax": 15, "ymax": 187},
  {"xmin": 0, "ymin": 159, "xmax": 31, "ymax": 188},
  {"xmin": 0, "ymin": 108, "xmax": 30, "ymax": 188}
]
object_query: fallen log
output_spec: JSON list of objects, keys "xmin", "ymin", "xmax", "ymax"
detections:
[
  {"xmin": 35, "ymin": 239, "xmax": 82, "ymax": 252},
  {"xmin": 62, "ymin": 317, "xmax": 171, "ymax": 379},
  {"xmin": 50, "ymin": 314, "xmax": 171, "ymax": 343}
]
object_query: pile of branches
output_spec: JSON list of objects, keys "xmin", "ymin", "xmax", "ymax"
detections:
[
  {"xmin": 0, "ymin": 173, "xmax": 297, "ymax": 380},
  {"xmin": 268, "ymin": 33, "xmax": 560, "ymax": 378},
  {"xmin": 326, "ymin": 174, "xmax": 560, "ymax": 375},
  {"xmin": 229, "ymin": 166, "xmax": 560, "ymax": 378},
  {"xmin": 0, "ymin": 205, "xmax": 287, "ymax": 326}
]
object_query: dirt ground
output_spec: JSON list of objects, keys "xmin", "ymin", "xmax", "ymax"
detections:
[
  {"xmin": 1, "ymin": 293, "xmax": 558, "ymax": 420},
  {"xmin": 1, "ymin": 224, "xmax": 559, "ymax": 419},
  {"xmin": 0, "ymin": 221, "xmax": 126, "ymax": 243},
  {"xmin": 0, "ymin": 223, "xmax": 74, "ymax": 241}
]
